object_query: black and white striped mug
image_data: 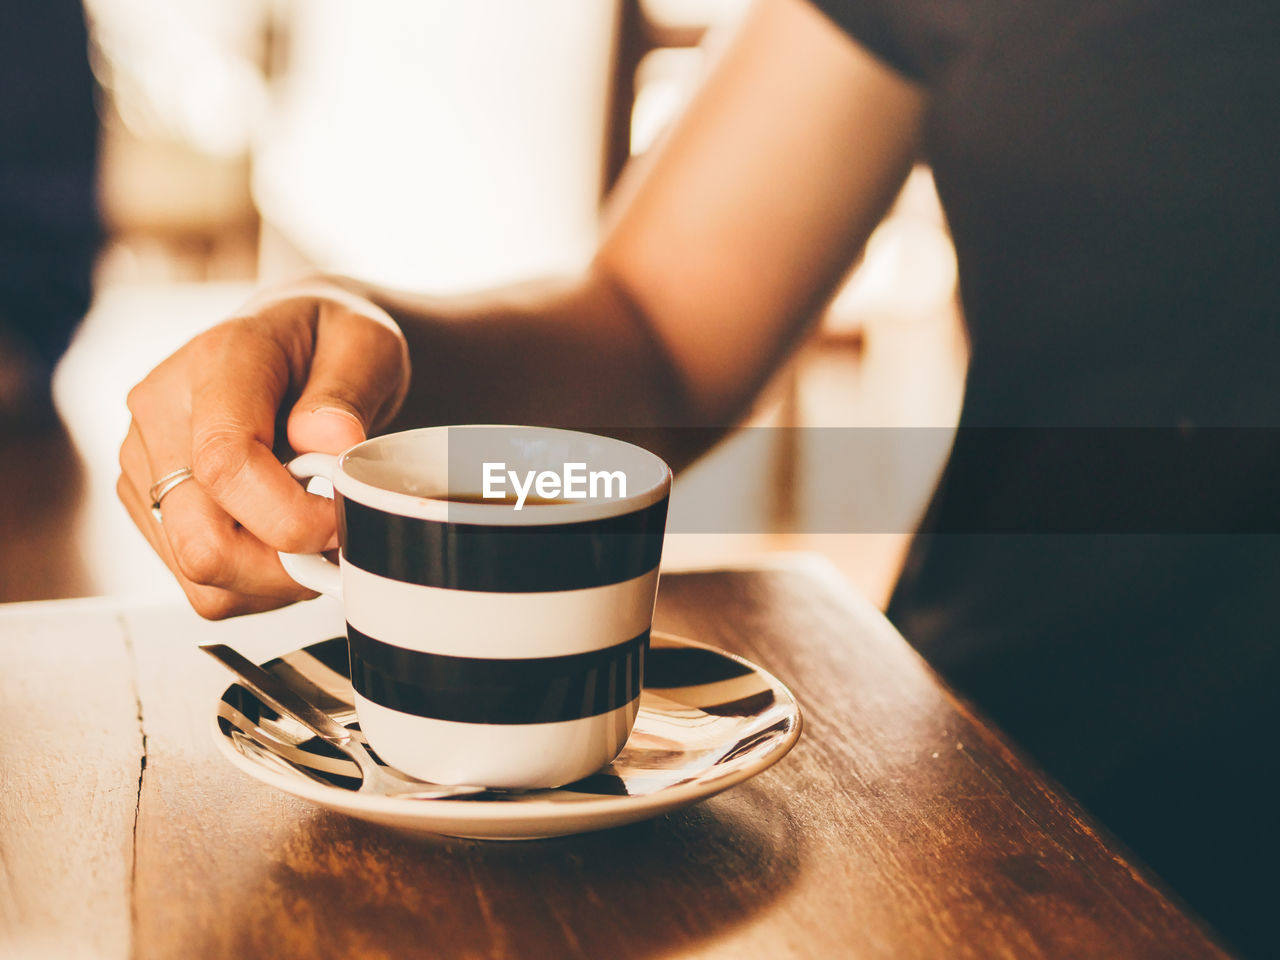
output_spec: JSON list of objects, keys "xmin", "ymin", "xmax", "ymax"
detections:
[{"xmin": 278, "ymin": 425, "xmax": 671, "ymax": 788}]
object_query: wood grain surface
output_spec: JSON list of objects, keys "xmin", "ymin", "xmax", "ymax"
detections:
[
  {"xmin": 0, "ymin": 602, "xmax": 140, "ymax": 960},
  {"xmin": 0, "ymin": 562, "xmax": 1234, "ymax": 959}
]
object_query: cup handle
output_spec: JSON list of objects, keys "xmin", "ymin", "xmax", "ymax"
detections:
[{"xmin": 278, "ymin": 453, "xmax": 343, "ymax": 598}]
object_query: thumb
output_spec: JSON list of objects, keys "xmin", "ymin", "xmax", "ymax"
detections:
[
  {"xmin": 285, "ymin": 397, "xmax": 364, "ymax": 552},
  {"xmin": 286, "ymin": 347, "xmax": 373, "ymax": 456},
  {"xmin": 287, "ymin": 401, "xmax": 367, "ymax": 455},
  {"xmin": 285, "ymin": 299, "xmax": 409, "ymax": 455}
]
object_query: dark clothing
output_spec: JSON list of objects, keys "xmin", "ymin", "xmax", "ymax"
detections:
[
  {"xmin": 811, "ymin": 0, "xmax": 1279, "ymax": 952},
  {"xmin": 0, "ymin": 0, "xmax": 100, "ymax": 373}
]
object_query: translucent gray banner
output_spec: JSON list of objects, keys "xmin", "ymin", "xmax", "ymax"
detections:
[{"xmin": 439, "ymin": 425, "xmax": 1280, "ymax": 534}]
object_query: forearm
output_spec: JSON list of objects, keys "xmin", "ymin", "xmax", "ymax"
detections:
[{"xmin": 324, "ymin": 267, "xmax": 730, "ymax": 470}]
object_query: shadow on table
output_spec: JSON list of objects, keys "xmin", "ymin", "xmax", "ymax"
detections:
[{"xmin": 237, "ymin": 786, "xmax": 802, "ymax": 959}]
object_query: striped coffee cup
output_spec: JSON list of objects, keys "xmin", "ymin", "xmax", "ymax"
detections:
[{"xmin": 278, "ymin": 425, "xmax": 671, "ymax": 788}]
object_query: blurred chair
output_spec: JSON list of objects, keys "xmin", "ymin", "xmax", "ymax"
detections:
[
  {"xmin": 603, "ymin": 0, "xmax": 722, "ymax": 191},
  {"xmin": 0, "ymin": 0, "xmax": 99, "ymax": 599},
  {"xmin": 0, "ymin": 0, "xmax": 100, "ymax": 421}
]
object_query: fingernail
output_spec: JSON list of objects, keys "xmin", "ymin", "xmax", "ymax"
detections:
[{"xmin": 311, "ymin": 405, "xmax": 363, "ymax": 427}]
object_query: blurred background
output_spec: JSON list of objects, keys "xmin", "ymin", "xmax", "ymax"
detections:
[{"xmin": 0, "ymin": 0, "xmax": 967, "ymax": 607}]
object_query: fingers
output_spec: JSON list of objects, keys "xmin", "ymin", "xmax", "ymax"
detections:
[
  {"xmin": 158, "ymin": 477, "xmax": 320, "ymax": 599},
  {"xmin": 118, "ymin": 289, "xmax": 410, "ymax": 620},
  {"xmin": 285, "ymin": 298, "xmax": 410, "ymax": 454},
  {"xmin": 186, "ymin": 325, "xmax": 338, "ymax": 553},
  {"xmin": 116, "ymin": 468, "xmax": 307, "ymax": 620},
  {"xmin": 118, "ymin": 421, "xmax": 318, "ymax": 617}
]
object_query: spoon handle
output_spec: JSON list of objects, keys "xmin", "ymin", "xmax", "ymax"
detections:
[
  {"xmin": 202, "ymin": 642, "xmax": 492, "ymax": 800},
  {"xmin": 200, "ymin": 643, "xmax": 354, "ymax": 746}
]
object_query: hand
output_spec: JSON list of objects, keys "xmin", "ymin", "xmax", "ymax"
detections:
[{"xmin": 117, "ymin": 282, "xmax": 410, "ymax": 618}]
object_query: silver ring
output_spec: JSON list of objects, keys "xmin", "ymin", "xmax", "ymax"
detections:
[{"xmin": 148, "ymin": 467, "xmax": 194, "ymax": 523}]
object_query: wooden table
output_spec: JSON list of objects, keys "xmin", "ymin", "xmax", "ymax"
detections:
[{"xmin": 0, "ymin": 559, "xmax": 1231, "ymax": 959}]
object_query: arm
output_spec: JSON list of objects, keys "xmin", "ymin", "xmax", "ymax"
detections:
[
  {"xmin": 118, "ymin": 0, "xmax": 927, "ymax": 617},
  {"xmin": 340, "ymin": 0, "xmax": 925, "ymax": 437}
]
